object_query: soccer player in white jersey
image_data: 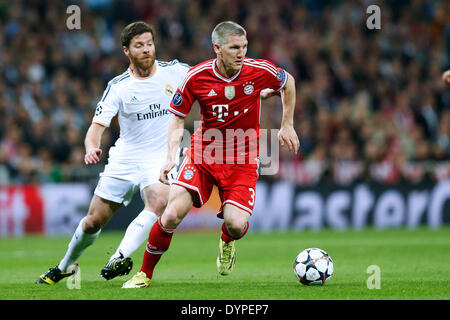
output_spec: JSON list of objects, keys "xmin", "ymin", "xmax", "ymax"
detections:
[{"xmin": 36, "ymin": 22, "xmax": 189, "ymax": 285}]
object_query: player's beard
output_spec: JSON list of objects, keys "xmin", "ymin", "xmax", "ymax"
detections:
[{"xmin": 130, "ymin": 51, "xmax": 156, "ymax": 74}]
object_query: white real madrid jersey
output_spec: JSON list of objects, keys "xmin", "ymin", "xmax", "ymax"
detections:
[{"xmin": 92, "ymin": 60, "xmax": 189, "ymax": 163}]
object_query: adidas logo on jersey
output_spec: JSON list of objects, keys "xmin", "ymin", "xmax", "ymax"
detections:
[
  {"xmin": 130, "ymin": 96, "xmax": 139, "ymax": 103},
  {"xmin": 208, "ymin": 89, "xmax": 217, "ymax": 97}
]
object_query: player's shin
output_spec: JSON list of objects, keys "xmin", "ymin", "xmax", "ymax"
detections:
[
  {"xmin": 140, "ymin": 217, "xmax": 175, "ymax": 279},
  {"xmin": 217, "ymin": 222, "xmax": 249, "ymax": 275},
  {"xmin": 111, "ymin": 210, "xmax": 158, "ymax": 260},
  {"xmin": 58, "ymin": 217, "xmax": 101, "ymax": 272}
]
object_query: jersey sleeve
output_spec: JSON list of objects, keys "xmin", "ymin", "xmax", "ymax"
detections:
[
  {"xmin": 168, "ymin": 72, "xmax": 196, "ymax": 118},
  {"xmin": 258, "ymin": 59, "xmax": 288, "ymax": 92},
  {"xmin": 92, "ymin": 82, "xmax": 121, "ymax": 127},
  {"xmin": 174, "ymin": 60, "xmax": 191, "ymax": 78}
]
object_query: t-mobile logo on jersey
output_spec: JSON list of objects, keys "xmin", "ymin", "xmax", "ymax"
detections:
[
  {"xmin": 190, "ymin": 120, "xmax": 280, "ymax": 176},
  {"xmin": 212, "ymin": 104, "xmax": 249, "ymax": 122},
  {"xmin": 212, "ymin": 104, "xmax": 228, "ymax": 122}
]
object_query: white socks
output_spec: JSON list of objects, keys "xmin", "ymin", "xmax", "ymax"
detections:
[
  {"xmin": 57, "ymin": 210, "xmax": 158, "ymax": 272},
  {"xmin": 58, "ymin": 217, "xmax": 101, "ymax": 272},
  {"xmin": 109, "ymin": 210, "xmax": 158, "ymax": 261}
]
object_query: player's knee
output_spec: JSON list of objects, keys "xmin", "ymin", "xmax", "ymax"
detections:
[
  {"xmin": 161, "ymin": 207, "xmax": 183, "ymax": 228},
  {"xmin": 144, "ymin": 189, "xmax": 169, "ymax": 215},
  {"xmin": 146, "ymin": 197, "xmax": 167, "ymax": 215},
  {"xmin": 226, "ymin": 220, "xmax": 247, "ymax": 238},
  {"xmin": 83, "ymin": 213, "xmax": 104, "ymax": 234}
]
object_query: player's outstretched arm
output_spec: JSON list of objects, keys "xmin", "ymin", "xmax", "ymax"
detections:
[
  {"xmin": 278, "ymin": 71, "xmax": 300, "ymax": 154},
  {"xmin": 160, "ymin": 115, "xmax": 186, "ymax": 184},
  {"xmin": 442, "ymin": 70, "xmax": 450, "ymax": 84},
  {"xmin": 84, "ymin": 123, "xmax": 106, "ymax": 165}
]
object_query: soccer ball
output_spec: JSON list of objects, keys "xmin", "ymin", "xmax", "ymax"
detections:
[{"xmin": 293, "ymin": 248, "xmax": 333, "ymax": 285}]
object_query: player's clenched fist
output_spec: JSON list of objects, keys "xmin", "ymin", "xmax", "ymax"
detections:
[
  {"xmin": 278, "ymin": 125, "xmax": 300, "ymax": 154},
  {"xmin": 159, "ymin": 160, "xmax": 175, "ymax": 185},
  {"xmin": 84, "ymin": 148, "xmax": 102, "ymax": 165},
  {"xmin": 442, "ymin": 70, "xmax": 450, "ymax": 84}
]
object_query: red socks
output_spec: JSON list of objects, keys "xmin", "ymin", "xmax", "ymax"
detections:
[
  {"xmin": 140, "ymin": 219, "xmax": 250, "ymax": 279},
  {"xmin": 140, "ymin": 218, "xmax": 175, "ymax": 279},
  {"xmin": 221, "ymin": 222, "xmax": 249, "ymax": 243}
]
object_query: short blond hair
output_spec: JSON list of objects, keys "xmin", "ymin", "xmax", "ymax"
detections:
[{"xmin": 211, "ymin": 21, "xmax": 246, "ymax": 46}]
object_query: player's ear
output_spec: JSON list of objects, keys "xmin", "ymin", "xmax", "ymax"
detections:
[
  {"xmin": 213, "ymin": 43, "xmax": 221, "ymax": 55},
  {"xmin": 123, "ymin": 46, "xmax": 130, "ymax": 58}
]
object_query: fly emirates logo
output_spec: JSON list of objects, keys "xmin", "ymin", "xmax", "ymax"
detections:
[{"xmin": 137, "ymin": 104, "xmax": 169, "ymax": 120}]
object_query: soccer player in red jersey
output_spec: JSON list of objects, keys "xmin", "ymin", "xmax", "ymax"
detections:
[{"xmin": 123, "ymin": 21, "xmax": 299, "ymax": 288}]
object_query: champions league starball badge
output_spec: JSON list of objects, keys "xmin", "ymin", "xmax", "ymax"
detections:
[
  {"xmin": 276, "ymin": 70, "xmax": 284, "ymax": 82},
  {"xmin": 172, "ymin": 92, "xmax": 183, "ymax": 106},
  {"xmin": 95, "ymin": 104, "xmax": 102, "ymax": 116}
]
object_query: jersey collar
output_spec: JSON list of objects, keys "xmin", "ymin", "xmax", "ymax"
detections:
[
  {"xmin": 212, "ymin": 59, "xmax": 242, "ymax": 83},
  {"xmin": 129, "ymin": 63, "xmax": 157, "ymax": 80}
]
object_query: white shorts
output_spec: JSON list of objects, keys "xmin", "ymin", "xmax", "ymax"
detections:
[{"xmin": 94, "ymin": 158, "xmax": 165, "ymax": 206}]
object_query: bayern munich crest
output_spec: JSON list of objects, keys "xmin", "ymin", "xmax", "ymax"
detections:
[
  {"xmin": 183, "ymin": 167, "xmax": 196, "ymax": 180},
  {"xmin": 243, "ymin": 81, "xmax": 255, "ymax": 95}
]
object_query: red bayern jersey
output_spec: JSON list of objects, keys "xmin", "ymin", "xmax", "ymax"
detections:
[{"xmin": 169, "ymin": 57, "xmax": 287, "ymax": 164}]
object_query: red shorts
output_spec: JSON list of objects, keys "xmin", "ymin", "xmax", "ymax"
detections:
[{"xmin": 172, "ymin": 155, "xmax": 259, "ymax": 218}]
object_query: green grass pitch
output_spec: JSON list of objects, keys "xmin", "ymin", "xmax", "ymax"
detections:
[{"xmin": 0, "ymin": 227, "xmax": 449, "ymax": 300}]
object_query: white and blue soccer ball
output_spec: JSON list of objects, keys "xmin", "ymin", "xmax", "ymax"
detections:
[{"xmin": 293, "ymin": 248, "xmax": 333, "ymax": 285}]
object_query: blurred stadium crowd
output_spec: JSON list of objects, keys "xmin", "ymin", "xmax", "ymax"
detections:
[{"xmin": 0, "ymin": 0, "xmax": 449, "ymax": 185}]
